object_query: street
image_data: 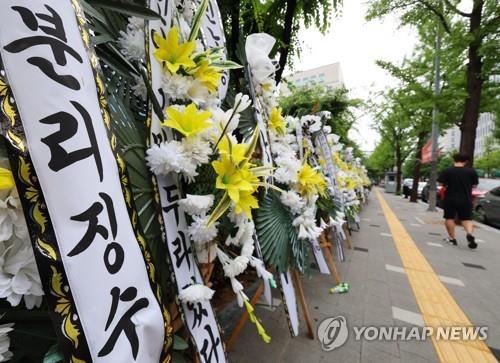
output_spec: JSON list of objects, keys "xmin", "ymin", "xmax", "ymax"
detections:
[{"xmin": 229, "ymin": 189, "xmax": 500, "ymax": 363}]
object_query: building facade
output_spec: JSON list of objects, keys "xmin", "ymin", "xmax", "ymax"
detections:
[
  {"xmin": 439, "ymin": 113, "xmax": 497, "ymax": 158},
  {"xmin": 281, "ymin": 62, "xmax": 344, "ymax": 94}
]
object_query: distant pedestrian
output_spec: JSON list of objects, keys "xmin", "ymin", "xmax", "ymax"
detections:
[
  {"xmin": 402, "ymin": 179, "xmax": 412, "ymax": 199},
  {"xmin": 437, "ymin": 153, "xmax": 478, "ymax": 249}
]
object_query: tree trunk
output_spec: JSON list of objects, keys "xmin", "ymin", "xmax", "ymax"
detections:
[
  {"xmin": 410, "ymin": 132, "xmax": 426, "ymax": 202},
  {"xmin": 459, "ymin": 0, "xmax": 484, "ymax": 165},
  {"xmin": 395, "ymin": 139, "xmax": 402, "ymax": 194},
  {"xmin": 275, "ymin": 0, "xmax": 297, "ymax": 84}
]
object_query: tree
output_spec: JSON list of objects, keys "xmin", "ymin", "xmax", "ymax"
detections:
[
  {"xmin": 475, "ymin": 136, "xmax": 499, "ymax": 176},
  {"xmin": 372, "ymin": 88, "xmax": 415, "ymax": 193},
  {"xmin": 219, "ymin": 0, "xmax": 343, "ymax": 85},
  {"xmin": 367, "ymin": 0, "xmax": 500, "ymax": 164},
  {"xmin": 279, "ymin": 84, "xmax": 363, "ymax": 155},
  {"xmin": 365, "ymin": 138, "xmax": 395, "ymax": 180}
]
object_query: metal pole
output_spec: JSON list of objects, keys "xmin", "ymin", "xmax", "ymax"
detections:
[{"xmin": 427, "ymin": 25, "xmax": 441, "ymax": 212}]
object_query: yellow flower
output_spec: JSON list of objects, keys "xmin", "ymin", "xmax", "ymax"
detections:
[
  {"xmin": 297, "ymin": 163, "xmax": 326, "ymax": 197},
  {"xmin": 162, "ymin": 103, "xmax": 212, "ymax": 138},
  {"xmin": 208, "ymin": 129, "xmax": 264, "ymax": 224},
  {"xmin": 218, "ymin": 136, "xmax": 248, "ymax": 164},
  {"xmin": 234, "ymin": 190, "xmax": 259, "ymax": 218},
  {"xmin": 153, "ymin": 27, "xmax": 196, "ymax": 74},
  {"xmin": 0, "ymin": 167, "xmax": 14, "ymax": 190},
  {"xmin": 212, "ymin": 156, "xmax": 256, "ymax": 203},
  {"xmin": 268, "ymin": 107, "xmax": 286, "ymax": 135},
  {"xmin": 261, "ymin": 82, "xmax": 273, "ymax": 92},
  {"xmin": 191, "ymin": 60, "xmax": 222, "ymax": 93},
  {"xmin": 244, "ymin": 299, "xmax": 271, "ymax": 343}
]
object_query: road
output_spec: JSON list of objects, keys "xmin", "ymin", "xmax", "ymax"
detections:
[{"xmin": 228, "ymin": 188, "xmax": 500, "ymax": 363}]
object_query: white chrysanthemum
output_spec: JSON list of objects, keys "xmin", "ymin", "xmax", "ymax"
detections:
[
  {"xmin": 188, "ymin": 215, "xmax": 218, "ymax": 245},
  {"xmin": 0, "ymin": 323, "xmax": 13, "ymax": 362},
  {"xmin": 0, "ymin": 197, "xmax": 28, "ymax": 242},
  {"xmin": 270, "ymin": 140, "xmax": 296, "ymax": 159},
  {"xmin": 217, "ymin": 248, "xmax": 249, "ymax": 278},
  {"xmin": 225, "ymin": 219, "xmax": 254, "ymax": 246},
  {"xmin": 146, "ymin": 141, "xmax": 198, "ymax": 181},
  {"xmin": 226, "ymin": 256, "xmax": 249, "ymax": 277},
  {"xmin": 280, "ymin": 191, "xmax": 305, "ymax": 215},
  {"xmin": 0, "ymin": 239, "xmax": 43, "ymax": 309},
  {"xmin": 234, "ymin": 93, "xmax": 252, "ymax": 113},
  {"xmin": 118, "ymin": 17, "xmax": 145, "ymax": 62},
  {"xmin": 162, "ymin": 73, "xmax": 193, "ymax": 101},
  {"xmin": 285, "ymin": 116, "xmax": 299, "ymax": 130},
  {"xmin": 187, "ymin": 79, "xmax": 211, "ymax": 105},
  {"xmin": 178, "ymin": 284, "xmax": 215, "ymax": 303},
  {"xmin": 249, "ymin": 256, "xmax": 274, "ymax": 282},
  {"xmin": 181, "ymin": 136, "xmax": 212, "ymax": 166},
  {"xmin": 274, "ymin": 156, "xmax": 301, "ymax": 185},
  {"xmin": 293, "ymin": 207, "xmax": 322, "ymax": 241},
  {"xmin": 179, "ymin": 194, "xmax": 214, "ymax": 216}
]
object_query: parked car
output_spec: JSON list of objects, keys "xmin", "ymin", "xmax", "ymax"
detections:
[
  {"xmin": 417, "ymin": 182, "xmax": 426, "ymax": 197},
  {"xmin": 421, "ymin": 178, "xmax": 500, "ymax": 209},
  {"xmin": 420, "ymin": 183, "xmax": 440, "ymax": 204},
  {"xmin": 476, "ymin": 186, "xmax": 500, "ymax": 226}
]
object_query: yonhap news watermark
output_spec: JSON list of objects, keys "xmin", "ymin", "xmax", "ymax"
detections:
[{"xmin": 317, "ymin": 316, "xmax": 488, "ymax": 352}]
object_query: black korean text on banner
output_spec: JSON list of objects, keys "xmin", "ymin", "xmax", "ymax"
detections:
[
  {"xmin": 0, "ymin": 1, "xmax": 171, "ymax": 361},
  {"xmin": 0, "ymin": 56, "xmax": 93, "ymax": 361},
  {"xmin": 146, "ymin": 1, "xmax": 227, "ymax": 362}
]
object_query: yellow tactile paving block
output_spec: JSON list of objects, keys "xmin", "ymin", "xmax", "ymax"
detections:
[{"xmin": 375, "ymin": 190, "xmax": 498, "ymax": 363}]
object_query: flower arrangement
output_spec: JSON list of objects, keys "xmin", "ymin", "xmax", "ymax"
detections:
[
  {"xmin": 119, "ymin": 0, "xmax": 274, "ymax": 342},
  {"xmin": 0, "ymin": 167, "xmax": 43, "ymax": 310}
]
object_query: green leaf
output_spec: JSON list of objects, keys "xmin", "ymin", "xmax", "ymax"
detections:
[
  {"xmin": 173, "ymin": 335, "xmax": 189, "ymax": 351},
  {"xmin": 86, "ymin": 0, "xmax": 161, "ymax": 19},
  {"xmin": 207, "ymin": 193, "xmax": 231, "ymax": 226},
  {"xmin": 43, "ymin": 344, "xmax": 64, "ymax": 363},
  {"xmin": 188, "ymin": 0, "xmax": 209, "ymax": 41},
  {"xmin": 256, "ymin": 190, "xmax": 306, "ymax": 273},
  {"xmin": 210, "ymin": 60, "xmax": 243, "ymax": 70}
]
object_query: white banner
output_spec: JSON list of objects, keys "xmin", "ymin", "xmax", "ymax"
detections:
[
  {"xmin": 0, "ymin": 1, "xmax": 166, "ymax": 361},
  {"xmin": 198, "ymin": 0, "xmax": 229, "ymax": 100},
  {"xmin": 147, "ymin": 1, "xmax": 226, "ymax": 362},
  {"xmin": 310, "ymin": 239, "xmax": 330, "ymax": 275},
  {"xmin": 280, "ymin": 270, "xmax": 299, "ymax": 337}
]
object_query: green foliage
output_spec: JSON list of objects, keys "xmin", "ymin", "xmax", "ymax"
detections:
[
  {"xmin": 365, "ymin": 138, "xmax": 394, "ymax": 179},
  {"xmin": 367, "ymin": 0, "xmax": 500, "ymax": 158},
  {"xmin": 475, "ymin": 149, "xmax": 500, "ymax": 176},
  {"xmin": 219, "ymin": 0, "xmax": 343, "ymax": 83},
  {"xmin": 255, "ymin": 190, "xmax": 306, "ymax": 273},
  {"xmin": 279, "ymin": 84, "xmax": 362, "ymax": 154},
  {"xmin": 42, "ymin": 344, "xmax": 63, "ymax": 363},
  {"xmin": 0, "ymin": 302, "xmax": 56, "ymax": 363}
]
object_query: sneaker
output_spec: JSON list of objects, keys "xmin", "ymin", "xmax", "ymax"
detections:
[
  {"xmin": 466, "ymin": 234, "xmax": 477, "ymax": 249},
  {"xmin": 443, "ymin": 237, "xmax": 457, "ymax": 246}
]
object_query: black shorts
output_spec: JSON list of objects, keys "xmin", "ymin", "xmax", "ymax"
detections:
[{"xmin": 443, "ymin": 199, "xmax": 473, "ymax": 220}]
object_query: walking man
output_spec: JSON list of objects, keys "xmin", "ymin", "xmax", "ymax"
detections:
[{"xmin": 437, "ymin": 153, "xmax": 478, "ymax": 249}]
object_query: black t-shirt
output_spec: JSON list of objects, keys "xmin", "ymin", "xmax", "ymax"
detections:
[{"xmin": 437, "ymin": 166, "xmax": 479, "ymax": 202}]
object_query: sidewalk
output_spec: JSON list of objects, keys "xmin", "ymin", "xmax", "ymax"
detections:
[{"xmin": 227, "ymin": 188, "xmax": 500, "ymax": 363}]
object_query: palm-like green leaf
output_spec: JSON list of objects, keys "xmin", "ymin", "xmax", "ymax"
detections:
[
  {"xmin": 256, "ymin": 190, "xmax": 306, "ymax": 273},
  {"xmin": 103, "ymin": 67, "xmax": 173, "ymax": 300}
]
